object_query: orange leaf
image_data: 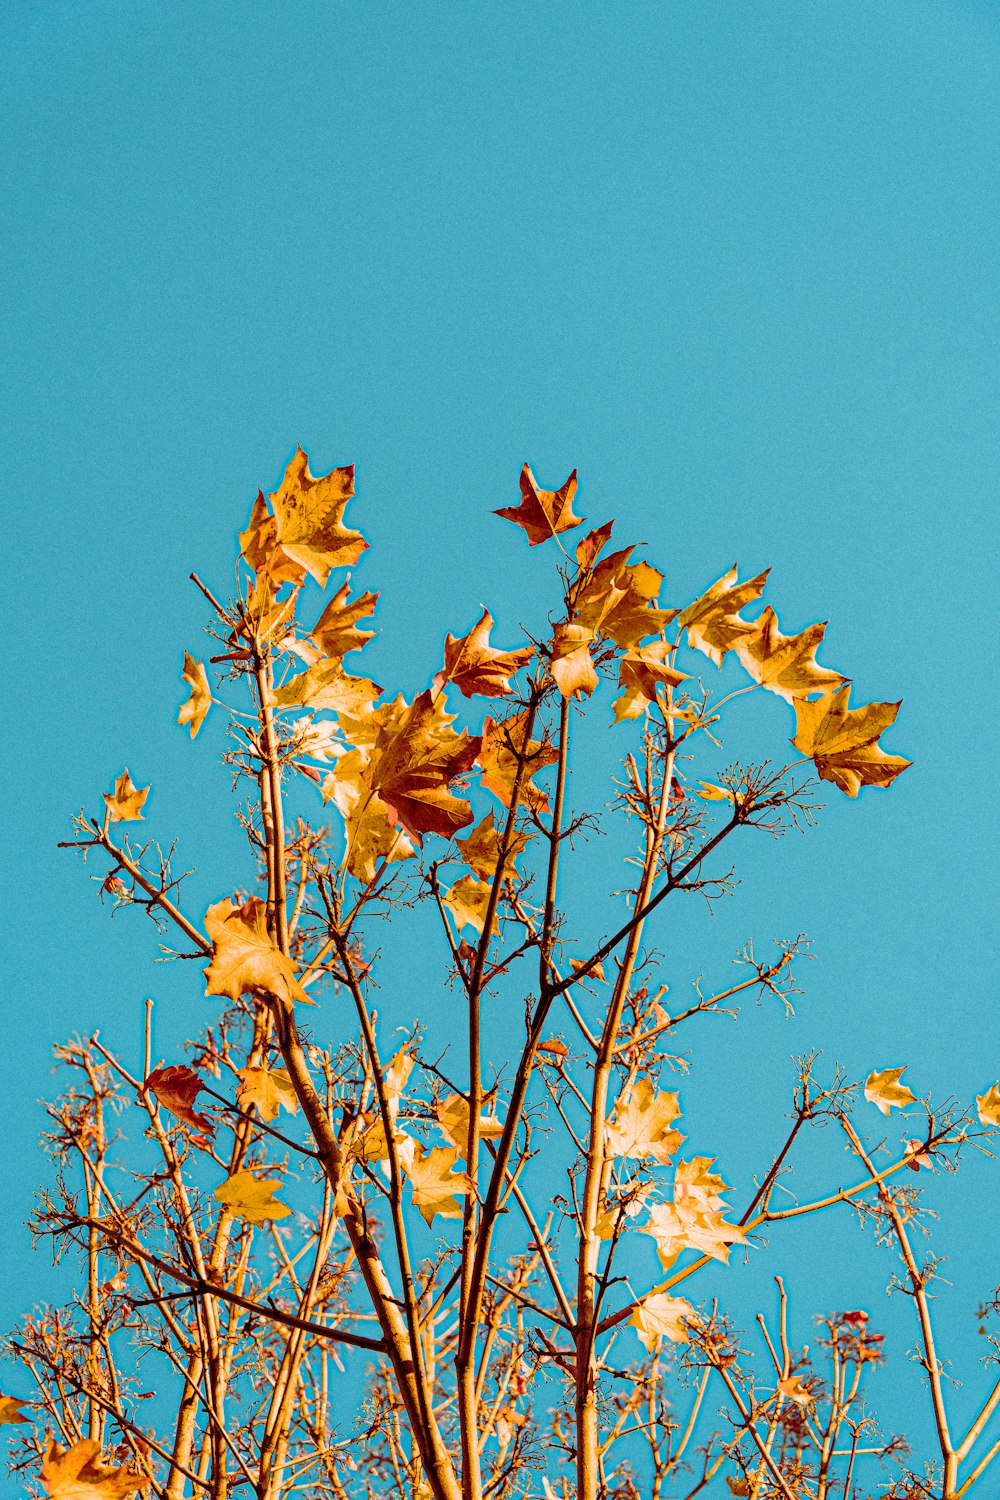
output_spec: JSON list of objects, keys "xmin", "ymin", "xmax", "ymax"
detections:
[
  {"xmin": 793, "ymin": 686, "xmax": 910, "ymax": 797},
  {"xmin": 477, "ymin": 711, "xmax": 558, "ymax": 813},
  {"xmin": 366, "ymin": 691, "xmax": 481, "ymax": 840},
  {"xmin": 495, "ymin": 464, "xmax": 582, "ymax": 546},
  {"xmin": 437, "ymin": 610, "xmax": 533, "ymax": 698},
  {"xmin": 146, "ymin": 1065, "xmax": 215, "ymax": 1147},
  {"xmin": 177, "ymin": 651, "xmax": 212, "ymax": 739},
  {"xmin": 203, "ymin": 896, "xmax": 313, "ymax": 1007},
  {"xmin": 103, "ymin": 770, "xmax": 149, "ymax": 823},
  {"xmin": 268, "ymin": 446, "xmax": 367, "ymax": 586},
  {"xmin": 40, "ymin": 1438, "xmax": 148, "ymax": 1498}
]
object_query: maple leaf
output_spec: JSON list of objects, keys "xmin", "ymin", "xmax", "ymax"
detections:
[
  {"xmin": 40, "ymin": 1438, "xmax": 148, "ymax": 1499},
  {"xmin": 0, "ymin": 1394, "xmax": 29, "ymax": 1426},
  {"xmin": 270, "ymin": 659, "xmax": 381, "ymax": 716},
  {"xmin": 322, "ymin": 748, "xmax": 416, "ymax": 882},
  {"xmin": 203, "ymin": 896, "xmax": 312, "ymax": 1007},
  {"xmin": 776, "ymin": 1374, "xmax": 814, "ymax": 1408},
  {"xmin": 239, "ymin": 491, "xmax": 307, "ymax": 586},
  {"xmin": 642, "ymin": 1158, "xmax": 746, "ymax": 1269},
  {"xmin": 494, "ymin": 464, "xmax": 582, "ymax": 546},
  {"xmin": 366, "ymin": 691, "xmax": 481, "ymax": 840},
  {"xmin": 268, "ymin": 446, "xmax": 367, "ymax": 586},
  {"xmin": 237, "ymin": 1066, "xmax": 299, "ymax": 1123},
  {"xmin": 437, "ymin": 610, "xmax": 533, "ymax": 698},
  {"xmin": 605, "ymin": 1077, "xmax": 684, "ymax": 1164},
  {"xmin": 177, "ymin": 652, "xmax": 212, "ymax": 738},
  {"xmin": 574, "ymin": 548, "xmax": 675, "ymax": 651},
  {"xmin": 575, "ymin": 519, "xmax": 615, "ymax": 571},
  {"xmin": 726, "ymin": 1480, "xmax": 752, "ymax": 1498},
  {"xmin": 103, "ymin": 770, "xmax": 149, "ymax": 823},
  {"xmin": 733, "ymin": 606, "xmax": 845, "ymax": 703},
  {"xmin": 594, "ymin": 1183, "xmax": 652, "ymax": 1240},
  {"xmin": 677, "ymin": 564, "xmax": 770, "ymax": 666},
  {"xmin": 403, "ymin": 1143, "xmax": 470, "ymax": 1224},
  {"xmin": 214, "ymin": 1169, "xmax": 290, "ymax": 1224},
  {"xmin": 455, "ymin": 811, "xmax": 529, "ymax": 881},
  {"xmin": 549, "ymin": 622, "xmax": 599, "ymax": 701},
  {"xmin": 630, "ymin": 1292, "xmax": 697, "ymax": 1351},
  {"xmin": 309, "ymin": 582, "xmax": 379, "ymax": 659},
  {"xmin": 478, "ymin": 711, "xmax": 558, "ymax": 813},
  {"xmin": 244, "ymin": 574, "xmax": 300, "ymax": 642},
  {"xmin": 442, "ymin": 873, "xmax": 492, "ymax": 936},
  {"xmin": 976, "ymin": 1084, "xmax": 1000, "ymax": 1127},
  {"xmin": 613, "ymin": 641, "xmax": 688, "ymax": 722},
  {"xmin": 792, "ymin": 686, "xmax": 910, "ymax": 797},
  {"xmin": 436, "ymin": 1092, "xmax": 504, "ymax": 1155},
  {"xmin": 146, "ymin": 1065, "xmax": 215, "ymax": 1147},
  {"xmin": 863, "ymin": 1066, "xmax": 916, "ymax": 1116}
]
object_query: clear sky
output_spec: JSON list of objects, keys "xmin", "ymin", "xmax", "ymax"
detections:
[{"xmin": 2, "ymin": 0, "xmax": 999, "ymax": 1477}]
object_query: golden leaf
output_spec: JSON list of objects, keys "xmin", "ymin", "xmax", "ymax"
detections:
[
  {"xmin": 642, "ymin": 1158, "xmax": 746, "ymax": 1270},
  {"xmin": 177, "ymin": 652, "xmax": 212, "ymax": 739},
  {"xmin": 366, "ymin": 691, "xmax": 481, "ymax": 840},
  {"xmin": 0, "ymin": 1394, "xmax": 29, "ymax": 1426},
  {"xmin": 863, "ymin": 1066, "xmax": 916, "ymax": 1117},
  {"xmin": 103, "ymin": 770, "xmax": 149, "ymax": 823},
  {"xmin": 403, "ymin": 1143, "xmax": 470, "ymax": 1224},
  {"xmin": 678, "ymin": 564, "xmax": 770, "ymax": 666},
  {"xmin": 436, "ymin": 1092, "xmax": 504, "ymax": 1155},
  {"xmin": 976, "ymin": 1084, "xmax": 1000, "ymax": 1127},
  {"xmin": 268, "ymin": 446, "xmax": 366, "ymax": 586},
  {"xmin": 494, "ymin": 464, "xmax": 582, "ymax": 546},
  {"xmin": 776, "ymin": 1374, "xmax": 814, "ymax": 1408},
  {"xmin": 40, "ymin": 1438, "xmax": 148, "ymax": 1498},
  {"xmin": 694, "ymin": 780, "xmax": 734, "ymax": 802},
  {"xmin": 549, "ymin": 622, "xmax": 599, "ymax": 701},
  {"xmin": 612, "ymin": 641, "xmax": 688, "ymax": 722},
  {"xmin": 309, "ymin": 582, "xmax": 379, "ymax": 659},
  {"xmin": 605, "ymin": 1078, "xmax": 684, "ymax": 1164},
  {"xmin": 455, "ymin": 811, "xmax": 529, "ymax": 882},
  {"xmin": 203, "ymin": 896, "xmax": 313, "ymax": 1007},
  {"xmin": 575, "ymin": 519, "xmax": 614, "ymax": 570},
  {"xmin": 321, "ymin": 749, "xmax": 416, "ymax": 883},
  {"xmin": 734, "ymin": 606, "xmax": 845, "ymax": 703},
  {"xmin": 270, "ymin": 659, "xmax": 381, "ymax": 716},
  {"xmin": 477, "ymin": 711, "xmax": 558, "ymax": 813},
  {"xmin": 239, "ymin": 490, "xmax": 306, "ymax": 586},
  {"xmin": 438, "ymin": 609, "xmax": 533, "ymax": 698},
  {"xmin": 630, "ymin": 1292, "xmax": 696, "ymax": 1351},
  {"xmin": 442, "ymin": 873, "xmax": 492, "ymax": 936},
  {"xmin": 792, "ymin": 685, "xmax": 910, "ymax": 797},
  {"xmin": 575, "ymin": 548, "xmax": 675, "ymax": 651},
  {"xmin": 237, "ymin": 1066, "xmax": 299, "ymax": 1123},
  {"xmin": 214, "ymin": 1169, "xmax": 290, "ymax": 1224}
]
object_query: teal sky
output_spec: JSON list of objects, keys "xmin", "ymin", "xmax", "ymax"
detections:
[{"xmin": 3, "ymin": 0, "xmax": 999, "ymax": 1479}]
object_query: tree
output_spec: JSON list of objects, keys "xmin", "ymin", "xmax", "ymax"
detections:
[{"xmin": 4, "ymin": 447, "xmax": 998, "ymax": 1500}]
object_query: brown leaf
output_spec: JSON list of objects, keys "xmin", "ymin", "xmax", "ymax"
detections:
[
  {"xmin": 612, "ymin": 641, "xmax": 688, "ymax": 721},
  {"xmin": 0, "ymin": 1394, "xmax": 30, "ymax": 1426},
  {"xmin": 103, "ymin": 770, "xmax": 149, "ymax": 823},
  {"xmin": 177, "ymin": 652, "xmax": 212, "ymax": 739},
  {"xmin": 455, "ymin": 811, "xmax": 529, "ymax": 882},
  {"xmin": 146, "ymin": 1065, "xmax": 215, "ymax": 1147},
  {"xmin": 203, "ymin": 896, "xmax": 313, "ymax": 1007},
  {"xmin": 575, "ymin": 519, "xmax": 615, "ymax": 570},
  {"xmin": 574, "ymin": 548, "xmax": 675, "ymax": 651},
  {"xmin": 268, "ymin": 446, "xmax": 367, "ymax": 586},
  {"xmin": 239, "ymin": 490, "xmax": 306, "ymax": 586},
  {"xmin": 321, "ymin": 751, "xmax": 416, "ymax": 882},
  {"xmin": 366, "ymin": 691, "xmax": 481, "ymax": 840},
  {"xmin": 437, "ymin": 610, "xmax": 533, "ymax": 698},
  {"xmin": 494, "ymin": 463, "xmax": 582, "ymax": 546}
]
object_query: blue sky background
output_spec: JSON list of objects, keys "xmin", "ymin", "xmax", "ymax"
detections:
[{"xmin": 3, "ymin": 0, "xmax": 999, "ymax": 1481}]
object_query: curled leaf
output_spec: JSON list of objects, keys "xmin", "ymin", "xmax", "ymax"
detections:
[
  {"xmin": 863, "ymin": 1066, "xmax": 915, "ymax": 1117},
  {"xmin": 146, "ymin": 1065, "xmax": 215, "ymax": 1147},
  {"xmin": 177, "ymin": 652, "xmax": 212, "ymax": 738}
]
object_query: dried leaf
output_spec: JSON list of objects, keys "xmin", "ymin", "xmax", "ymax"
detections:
[
  {"xmin": 792, "ymin": 686, "xmax": 910, "ymax": 797},
  {"xmin": 495, "ymin": 464, "xmax": 582, "ymax": 546},
  {"xmin": 146, "ymin": 1065, "xmax": 215, "ymax": 1147},
  {"xmin": 237, "ymin": 1066, "xmax": 299, "ymax": 1123},
  {"xmin": 776, "ymin": 1374, "xmax": 814, "ymax": 1408},
  {"xmin": 630, "ymin": 1292, "xmax": 696, "ymax": 1351},
  {"xmin": 478, "ymin": 711, "xmax": 558, "ymax": 812},
  {"xmin": 268, "ymin": 446, "xmax": 366, "ymax": 586},
  {"xmin": 437, "ymin": 610, "xmax": 533, "ymax": 698},
  {"xmin": 270, "ymin": 659, "xmax": 381, "ymax": 716},
  {"xmin": 612, "ymin": 641, "xmax": 688, "ymax": 721},
  {"xmin": 214, "ymin": 1169, "xmax": 290, "ymax": 1224},
  {"xmin": 177, "ymin": 652, "xmax": 212, "ymax": 738},
  {"xmin": 40, "ymin": 1438, "xmax": 148, "ymax": 1498},
  {"xmin": 403, "ymin": 1143, "xmax": 470, "ymax": 1224},
  {"xmin": 366, "ymin": 691, "xmax": 481, "ymax": 840},
  {"xmin": 203, "ymin": 896, "xmax": 313, "ymax": 1007},
  {"xmin": 0, "ymin": 1394, "xmax": 30, "ymax": 1426},
  {"xmin": 678, "ymin": 564, "xmax": 769, "ymax": 666},
  {"xmin": 442, "ymin": 873, "xmax": 492, "ymax": 936},
  {"xmin": 103, "ymin": 770, "xmax": 149, "ymax": 823},
  {"xmin": 734, "ymin": 606, "xmax": 845, "ymax": 703},
  {"xmin": 309, "ymin": 582, "xmax": 379, "ymax": 658},
  {"xmin": 549, "ymin": 622, "xmax": 598, "ymax": 701},
  {"xmin": 606, "ymin": 1078, "xmax": 684, "ymax": 1164},
  {"xmin": 436, "ymin": 1093, "xmax": 504, "ymax": 1155},
  {"xmin": 976, "ymin": 1084, "xmax": 1000, "ymax": 1127},
  {"xmin": 863, "ymin": 1066, "xmax": 915, "ymax": 1117},
  {"xmin": 455, "ymin": 811, "xmax": 529, "ymax": 882}
]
